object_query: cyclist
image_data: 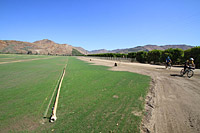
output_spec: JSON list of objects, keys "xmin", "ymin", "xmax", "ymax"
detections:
[
  {"xmin": 184, "ymin": 58, "xmax": 195, "ymax": 71},
  {"xmin": 166, "ymin": 56, "xmax": 172, "ymax": 68}
]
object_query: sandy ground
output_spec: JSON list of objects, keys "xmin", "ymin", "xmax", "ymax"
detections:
[{"xmin": 78, "ymin": 57, "xmax": 200, "ymax": 133}]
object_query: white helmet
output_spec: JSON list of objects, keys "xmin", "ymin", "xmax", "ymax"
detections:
[{"xmin": 190, "ymin": 58, "xmax": 194, "ymax": 61}]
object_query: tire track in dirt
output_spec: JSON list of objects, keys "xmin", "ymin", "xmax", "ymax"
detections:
[{"xmin": 79, "ymin": 57, "xmax": 200, "ymax": 133}]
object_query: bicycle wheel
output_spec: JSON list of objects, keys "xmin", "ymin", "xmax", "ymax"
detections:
[
  {"xmin": 187, "ymin": 70, "xmax": 194, "ymax": 78},
  {"xmin": 180, "ymin": 69, "xmax": 185, "ymax": 76},
  {"xmin": 168, "ymin": 64, "xmax": 171, "ymax": 69}
]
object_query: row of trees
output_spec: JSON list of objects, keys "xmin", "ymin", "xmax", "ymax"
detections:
[
  {"xmin": 87, "ymin": 53, "xmax": 128, "ymax": 58},
  {"xmin": 135, "ymin": 48, "xmax": 184, "ymax": 64},
  {"xmin": 88, "ymin": 47, "xmax": 200, "ymax": 68}
]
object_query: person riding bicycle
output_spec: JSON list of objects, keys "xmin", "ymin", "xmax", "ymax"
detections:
[
  {"xmin": 184, "ymin": 58, "xmax": 195, "ymax": 71},
  {"xmin": 166, "ymin": 56, "xmax": 172, "ymax": 67}
]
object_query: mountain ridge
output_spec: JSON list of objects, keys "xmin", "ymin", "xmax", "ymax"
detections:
[
  {"xmin": 0, "ymin": 39, "xmax": 195, "ymax": 55},
  {"xmin": 0, "ymin": 39, "xmax": 85, "ymax": 55},
  {"xmin": 88, "ymin": 44, "xmax": 194, "ymax": 54}
]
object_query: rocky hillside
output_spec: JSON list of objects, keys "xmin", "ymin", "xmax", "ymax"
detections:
[
  {"xmin": 88, "ymin": 44, "xmax": 194, "ymax": 54},
  {"xmin": 0, "ymin": 39, "xmax": 194, "ymax": 55},
  {"xmin": 74, "ymin": 47, "xmax": 88, "ymax": 55},
  {"xmin": 88, "ymin": 49, "xmax": 110, "ymax": 54},
  {"xmin": 0, "ymin": 39, "xmax": 85, "ymax": 55}
]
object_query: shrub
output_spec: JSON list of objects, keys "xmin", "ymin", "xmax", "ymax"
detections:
[
  {"xmin": 136, "ymin": 51, "xmax": 148, "ymax": 63},
  {"xmin": 147, "ymin": 50, "xmax": 162, "ymax": 64},
  {"xmin": 127, "ymin": 52, "xmax": 136, "ymax": 58}
]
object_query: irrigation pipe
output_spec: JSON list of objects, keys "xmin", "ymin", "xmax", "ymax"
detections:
[
  {"xmin": 50, "ymin": 67, "xmax": 66, "ymax": 122},
  {"xmin": 43, "ymin": 70, "xmax": 63, "ymax": 118},
  {"xmin": 50, "ymin": 62, "xmax": 68, "ymax": 122},
  {"xmin": 43, "ymin": 59, "xmax": 68, "ymax": 119}
]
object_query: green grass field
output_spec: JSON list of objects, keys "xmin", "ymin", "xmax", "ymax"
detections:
[
  {"xmin": 0, "ymin": 54, "xmax": 150, "ymax": 132},
  {"xmin": 0, "ymin": 54, "xmax": 52, "ymax": 63}
]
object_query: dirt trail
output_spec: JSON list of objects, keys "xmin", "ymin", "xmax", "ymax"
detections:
[
  {"xmin": 0, "ymin": 57, "xmax": 54, "ymax": 64},
  {"xmin": 79, "ymin": 57, "xmax": 200, "ymax": 133}
]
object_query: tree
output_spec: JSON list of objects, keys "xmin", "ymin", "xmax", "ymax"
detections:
[
  {"xmin": 127, "ymin": 52, "xmax": 136, "ymax": 58},
  {"xmin": 27, "ymin": 51, "xmax": 32, "ymax": 54},
  {"xmin": 171, "ymin": 48, "xmax": 184, "ymax": 64},
  {"xmin": 189, "ymin": 46, "xmax": 200, "ymax": 68},
  {"xmin": 136, "ymin": 51, "xmax": 148, "ymax": 63},
  {"xmin": 161, "ymin": 49, "xmax": 173, "ymax": 63},
  {"xmin": 183, "ymin": 49, "xmax": 191, "ymax": 61},
  {"xmin": 147, "ymin": 50, "xmax": 162, "ymax": 64}
]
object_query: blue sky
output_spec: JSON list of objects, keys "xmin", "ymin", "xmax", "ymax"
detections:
[{"xmin": 0, "ymin": 0, "xmax": 200, "ymax": 50}]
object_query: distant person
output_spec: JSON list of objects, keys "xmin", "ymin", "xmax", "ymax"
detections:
[
  {"xmin": 166, "ymin": 56, "xmax": 172, "ymax": 68},
  {"xmin": 184, "ymin": 58, "xmax": 195, "ymax": 71}
]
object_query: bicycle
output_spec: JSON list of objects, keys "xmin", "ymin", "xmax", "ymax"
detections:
[
  {"xmin": 166, "ymin": 62, "xmax": 172, "ymax": 69},
  {"xmin": 180, "ymin": 67, "xmax": 195, "ymax": 78}
]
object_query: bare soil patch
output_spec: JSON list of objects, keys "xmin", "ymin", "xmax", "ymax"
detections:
[
  {"xmin": 0, "ymin": 116, "xmax": 40, "ymax": 132},
  {"xmin": 79, "ymin": 57, "xmax": 200, "ymax": 133}
]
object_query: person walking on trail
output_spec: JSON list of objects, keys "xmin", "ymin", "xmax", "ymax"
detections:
[
  {"xmin": 166, "ymin": 56, "xmax": 172, "ymax": 68},
  {"xmin": 184, "ymin": 58, "xmax": 195, "ymax": 71}
]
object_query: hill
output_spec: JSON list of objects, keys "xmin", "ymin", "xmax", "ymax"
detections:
[
  {"xmin": 0, "ymin": 39, "xmax": 194, "ymax": 55},
  {"xmin": 0, "ymin": 39, "xmax": 85, "ymax": 55},
  {"xmin": 88, "ymin": 44, "xmax": 193, "ymax": 54}
]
